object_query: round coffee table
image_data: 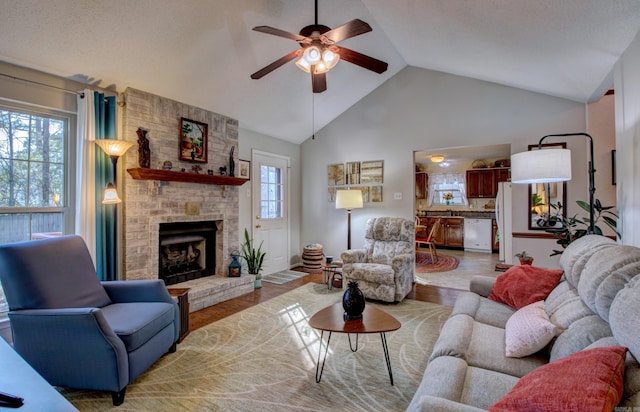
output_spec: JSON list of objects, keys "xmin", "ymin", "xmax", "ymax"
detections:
[{"xmin": 308, "ymin": 302, "xmax": 401, "ymax": 384}]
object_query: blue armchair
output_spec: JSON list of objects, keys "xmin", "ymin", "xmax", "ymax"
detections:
[{"xmin": 0, "ymin": 235, "xmax": 179, "ymax": 406}]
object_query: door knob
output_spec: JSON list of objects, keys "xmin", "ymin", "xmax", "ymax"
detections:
[{"xmin": 255, "ymin": 224, "xmax": 261, "ymax": 229}]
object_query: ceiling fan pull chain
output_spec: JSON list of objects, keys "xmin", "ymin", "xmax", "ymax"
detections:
[{"xmin": 312, "ymin": 92, "xmax": 315, "ymax": 140}]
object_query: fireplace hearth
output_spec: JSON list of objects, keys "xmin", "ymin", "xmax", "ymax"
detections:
[{"xmin": 159, "ymin": 221, "xmax": 218, "ymax": 285}]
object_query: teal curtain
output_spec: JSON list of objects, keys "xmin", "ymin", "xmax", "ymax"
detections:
[{"xmin": 94, "ymin": 93, "xmax": 117, "ymax": 281}]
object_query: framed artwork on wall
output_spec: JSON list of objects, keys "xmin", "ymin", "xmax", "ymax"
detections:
[
  {"xmin": 346, "ymin": 161, "xmax": 361, "ymax": 184},
  {"xmin": 179, "ymin": 117, "xmax": 208, "ymax": 163},
  {"xmin": 360, "ymin": 160, "xmax": 384, "ymax": 183},
  {"xmin": 327, "ymin": 163, "xmax": 345, "ymax": 186},
  {"xmin": 370, "ymin": 185, "xmax": 383, "ymax": 202},
  {"xmin": 238, "ymin": 159, "xmax": 251, "ymax": 179}
]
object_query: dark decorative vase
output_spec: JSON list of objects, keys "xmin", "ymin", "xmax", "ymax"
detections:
[{"xmin": 343, "ymin": 281, "xmax": 366, "ymax": 320}]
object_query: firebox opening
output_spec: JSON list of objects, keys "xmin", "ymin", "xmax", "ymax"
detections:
[{"xmin": 159, "ymin": 221, "xmax": 218, "ymax": 286}]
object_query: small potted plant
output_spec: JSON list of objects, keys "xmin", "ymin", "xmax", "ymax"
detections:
[
  {"xmin": 515, "ymin": 251, "xmax": 534, "ymax": 265},
  {"xmin": 240, "ymin": 229, "xmax": 266, "ymax": 288},
  {"xmin": 442, "ymin": 192, "xmax": 454, "ymax": 205}
]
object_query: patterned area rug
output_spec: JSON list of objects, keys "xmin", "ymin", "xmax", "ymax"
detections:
[
  {"xmin": 60, "ymin": 283, "xmax": 451, "ymax": 411},
  {"xmin": 261, "ymin": 269, "xmax": 309, "ymax": 284},
  {"xmin": 415, "ymin": 251, "xmax": 460, "ymax": 273}
]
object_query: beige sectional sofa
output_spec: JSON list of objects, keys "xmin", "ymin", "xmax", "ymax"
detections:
[{"xmin": 407, "ymin": 235, "xmax": 640, "ymax": 411}]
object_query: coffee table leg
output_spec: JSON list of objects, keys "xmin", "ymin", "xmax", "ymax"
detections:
[
  {"xmin": 348, "ymin": 333, "xmax": 359, "ymax": 352},
  {"xmin": 315, "ymin": 331, "xmax": 332, "ymax": 383},
  {"xmin": 380, "ymin": 332, "xmax": 394, "ymax": 385}
]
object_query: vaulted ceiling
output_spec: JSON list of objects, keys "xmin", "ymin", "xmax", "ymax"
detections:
[{"xmin": 1, "ymin": 0, "xmax": 639, "ymax": 143}]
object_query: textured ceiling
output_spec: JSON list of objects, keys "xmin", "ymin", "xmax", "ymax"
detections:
[{"xmin": 0, "ymin": 0, "xmax": 639, "ymax": 143}]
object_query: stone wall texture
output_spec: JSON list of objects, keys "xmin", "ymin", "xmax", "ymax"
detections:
[{"xmin": 121, "ymin": 88, "xmax": 239, "ymax": 280}]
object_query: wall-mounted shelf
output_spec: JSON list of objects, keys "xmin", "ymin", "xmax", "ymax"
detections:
[{"xmin": 127, "ymin": 168, "xmax": 249, "ymax": 186}]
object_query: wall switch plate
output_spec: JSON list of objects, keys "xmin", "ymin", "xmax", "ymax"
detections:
[
  {"xmin": 185, "ymin": 202, "xmax": 200, "ymax": 216},
  {"xmin": 394, "ymin": 192, "xmax": 402, "ymax": 200}
]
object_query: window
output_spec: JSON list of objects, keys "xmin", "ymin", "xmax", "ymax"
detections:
[
  {"xmin": 428, "ymin": 173, "xmax": 468, "ymax": 206},
  {"xmin": 260, "ymin": 165, "xmax": 283, "ymax": 218},
  {"xmin": 0, "ymin": 105, "xmax": 74, "ymax": 319}
]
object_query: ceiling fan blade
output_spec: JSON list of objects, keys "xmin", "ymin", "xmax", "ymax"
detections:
[
  {"xmin": 250, "ymin": 49, "xmax": 301, "ymax": 79},
  {"xmin": 335, "ymin": 46, "xmax": 388, "ymax": 74},
  {"xmin": 323, "ymin": 19, "xmax": 372, "ymax": 43},
  {"xmin": 252, "ymin": 26, "xmax": 308, "ymax": 42},
  {"xmin": 312, "ymin": 70, "xmax": 327, "ymax": 93}
]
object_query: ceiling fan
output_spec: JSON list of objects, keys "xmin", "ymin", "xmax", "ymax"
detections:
[{"xmin": 250, "ymin": 0, "xmax": 388, "ymax": 93}]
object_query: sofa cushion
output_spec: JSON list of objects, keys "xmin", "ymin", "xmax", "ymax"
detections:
[
  {"xmin": 578, "ymin": 245, "xmax": 640, "ymax": 321},
  {"xmin": 610, "ymin": 276, "xmax": 640, "ymax": 361},
  {"xmin": 451, "ymin": 291, "xmax": 515, "ymax": 329},
  {"xmin": 559, "ymin": 234, "xmax": 616, "ymax": 288},
  {"xmin": 505, "ymin": 301, "xmax": 558, "ymax": 358},
  {"xmin": 489, "ymin": 346, "xmax": 627, "ymax": 412},
  {"xmin": 488, "ymin": 265, "xmax": 563, "ymax": 309},
  {"xmin": 101, "ymin": 302, "xmax": 176, "ymax": 351},
  {"xmin": 549, "ymin": 315, "xmax": 613, "ymax": 362},
  {"xmin": 544, "ymin": 280, "xmax": 593, "ymax": 329}
]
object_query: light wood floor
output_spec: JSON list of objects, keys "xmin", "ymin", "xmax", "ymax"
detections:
[{"xmin": 188, "ymin": 251, "xmax": 495, "ymax": 331}]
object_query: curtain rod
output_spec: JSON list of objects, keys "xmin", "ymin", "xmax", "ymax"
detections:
[{"xmin": 1, "ymin": 72, "xmax": 118, "ymax": 99}]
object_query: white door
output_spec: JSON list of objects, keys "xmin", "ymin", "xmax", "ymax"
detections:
[{"xmin": 251, "ymin": 151, "xmax": 289, "ymax": 275}]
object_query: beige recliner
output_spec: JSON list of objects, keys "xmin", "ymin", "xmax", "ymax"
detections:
[{"xmin": 340, "ymin": 217, "xmax": 415, "ymax": 302}]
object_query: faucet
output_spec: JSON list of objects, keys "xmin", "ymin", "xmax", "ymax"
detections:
[{"xmin": 447, "ymin": 209, "xmax": 453, "ymax": 216}]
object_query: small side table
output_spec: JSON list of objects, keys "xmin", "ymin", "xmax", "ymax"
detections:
[
  {"xmin": 322, "ymin": 263, "xmax": 343, "ymax": 290},
  {"xmin": 168, "ymin": 288, "xmax": 190, "ymax": 343}
]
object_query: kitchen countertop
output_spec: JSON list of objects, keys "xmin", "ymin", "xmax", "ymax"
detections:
[{"xmin": 418, "ymin": 211, "xmax": 495, "ymax": 219}]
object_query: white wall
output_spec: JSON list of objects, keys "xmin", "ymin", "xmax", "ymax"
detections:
[
  {"xmin": 301, "ymin": 66, "xmax": 588, "ymax": 266},
  {"xmin": 614, "ymin": 30, "xmax": 640, "ymax": 247},
  {"xmin": 238, "ymin": 128, "xmax": 303, "ymax": 266}
]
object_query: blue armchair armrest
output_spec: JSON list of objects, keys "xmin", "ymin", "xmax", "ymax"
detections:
[
  {"xmin": 9, "ymin": 308, "xmax": 128, "ymax": 391},
  {"xmin": 101, "ymin": 280, "xmax": 174, "ymax": 304}
]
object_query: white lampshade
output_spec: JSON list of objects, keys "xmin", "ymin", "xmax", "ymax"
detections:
[
  {"xmin": 335, "ymin": 189, "xmax": 363, "ymax": 210},
  {"xmin": 102, "ymin": 182, "xmax": 122, "ymax": 204},
  {"xmin": 95, "ymin": 139, "xmax": 135, "ymax": 157},
  {"xmin": 511, "ymin": 148, "xmax": 572, "ymax": 183}
]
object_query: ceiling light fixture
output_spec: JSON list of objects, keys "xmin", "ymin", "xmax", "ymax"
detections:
[
  {"xmin": 431, "ymin": 155, "xmax": 445, "ymax": 163},
  {"xmin": 295, "ymin": 43, "xmax": 340, "ymax": 74}
]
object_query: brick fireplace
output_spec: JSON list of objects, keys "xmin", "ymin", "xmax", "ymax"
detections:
[{"xmin": 120, "ymin": 88, "xmax": 241, "ymax": 287}]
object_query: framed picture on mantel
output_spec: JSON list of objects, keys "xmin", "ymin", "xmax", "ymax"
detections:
[{"xmin": 179, "ymin": 117, "xmax": 208, "ymax": 163}]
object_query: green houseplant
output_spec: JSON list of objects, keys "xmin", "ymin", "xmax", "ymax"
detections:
[
  {"xmin": 514, "ymin": 251, "xmax": 533, "ymax": 265},
  {"xmin": 240, "ymin": 228, "xmax": 266, "ymax": 288},
  {"xmin": 545, "ymin": 199, "xmax": 620, "ymax": 256}
]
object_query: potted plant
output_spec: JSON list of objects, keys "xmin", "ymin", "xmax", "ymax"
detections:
[
  {"xmin": 515, "ymin": 251, "xmax": 534, "ymax": 265},
  {"xmin": 240, "ymin": 228, "xmax": 266, "ymax": 288}
]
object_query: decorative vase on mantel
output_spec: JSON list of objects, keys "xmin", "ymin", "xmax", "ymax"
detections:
[{"xmin": 343, "ymin": 281, "xmax": 366, "ymax": 320}]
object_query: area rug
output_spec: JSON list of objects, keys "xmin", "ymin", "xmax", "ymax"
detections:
[
  {"xmin": 415, "ymin": 251, "xmax": 460, "ymax": 273},
  {"xmin": 261, "ymin": 269, "xmax": 309, "ymax": 284},
  {"xmin": 60, "ymin": 283, "xmax": 451, "ymax": 411}
]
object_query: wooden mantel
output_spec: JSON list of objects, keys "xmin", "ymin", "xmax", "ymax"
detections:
[{"xmin": 127, "ymin": 168, "xmax": 249, "ymax": 186}]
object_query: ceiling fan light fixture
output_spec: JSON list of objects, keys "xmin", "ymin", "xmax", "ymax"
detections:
[
  {"xmin": 303, "ymin": 45, "xmax": 322, "ymax": 64},
  {"xmin": 431, "ymin": 155, "xmax": 445, "ymax": 163},
  {"xmin": 295, "ymin": 57, "xmax": 311, "ymax": 73}
]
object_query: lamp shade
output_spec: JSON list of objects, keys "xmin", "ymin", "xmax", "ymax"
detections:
[
  {"xmin": 511, "ymin": 148, "xmax": 572, "ymax": 184},
  {"xmin": 102, "ymin": 182, "xmax": 122, "ymax": 204},
  {"xmin": 335, "ymin": 189, "xmax": 363, "ymax": 210},
  {"xmin": 95, "ymin": 139, "xmax": 135, "ymax": 157}
]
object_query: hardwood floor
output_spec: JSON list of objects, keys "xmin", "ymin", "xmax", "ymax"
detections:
[{"xmin": 189, "ymin": 271, "xmax": 462, "ymax": 332}]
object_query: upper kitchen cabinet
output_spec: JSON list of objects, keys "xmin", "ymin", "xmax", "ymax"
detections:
[
  {"xmin": 466, "ymin": 168, "xmax": 510, "ymax": 198},
  {"xmin": 416, "ymin": 172, "xmax": 428, "ymax": 199},
  {"xmin": 466, "ymin": 169, "xmax": 496, "ymax": 198}
]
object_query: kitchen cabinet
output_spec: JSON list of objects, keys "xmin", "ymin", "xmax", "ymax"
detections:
[
  {"xmin": 425, "ymin": 217, "xmax": 463, "ymax": 248},
  {"xmin": 466, "ymin": 169, "xmax": 496, "ymax": 198},
  {"xmin": 415, "ymin": 172, "xmax": 428, "ymax": 199},
  {"xmin": 466, "ymin": 168, "xmax": 510, "ymax": 198}
]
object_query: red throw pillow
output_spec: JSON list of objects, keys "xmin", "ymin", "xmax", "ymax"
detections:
[
  {"xmin": 488, "ymin": 265, "xmax": 563, "ymax": 309},
  {"xmin": 489, "ymin": 346, "xmax": 627, "ymax": 412}
]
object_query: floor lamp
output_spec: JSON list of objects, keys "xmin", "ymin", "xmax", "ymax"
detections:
[
  {"xmin": 511, "ymin": 133, "xmax": 596, "ymax": 234},
  {"xmin": 335, "ymin": 189, "xmax": 364, "ymax": 250},
  {"xmin": 95, "ymin": 139, "xmax": 135, "ymax": 280}
]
